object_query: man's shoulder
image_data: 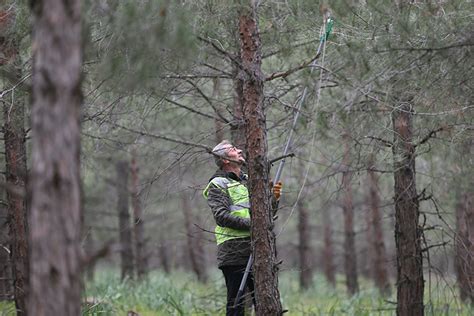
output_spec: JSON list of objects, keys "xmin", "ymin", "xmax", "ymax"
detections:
[{"xmin": 209, "ymin": 176, "xmax": 232, "ymax": 189}]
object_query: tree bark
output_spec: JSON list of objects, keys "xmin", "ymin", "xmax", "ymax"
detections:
[
  {"xmin": 131, "ymin": 153, "xmax": 146, "ymax": 278},
  {"xmin": 116, "ymin": 161, "xmax": 134, "ymax": 280},
  {"xmin": 341, "ymin": 133, "xmax": 359, "ymax": 295},
  {"xmin": 392, "ymin": 102, "xmax": 424, "ymax": 316},
  {"xmin": 367, "ymin": 155, "xmax": 391, "ymax": 295},
  {"xmin": 1, "ymin": 7, "xmax": 28, "ymax": 314},
  {"xmin": 239, "ymin": 2, "xmax": 283, "ymax": 314},
  {"xmin": 181, "ymin": 192, "xmax": 207, "ymax": 282},
  {"xmin": 322, "ymin": 206, "xmax": 336, "ymax": 287},
  {"xmin": 28, "ymin": 0, "xmax": 83, "ymax": 314}
]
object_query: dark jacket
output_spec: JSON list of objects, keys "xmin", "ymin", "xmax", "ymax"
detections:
[{"xmin": 206, "ymin": 169, "xmax": 251, "ymax": 268}]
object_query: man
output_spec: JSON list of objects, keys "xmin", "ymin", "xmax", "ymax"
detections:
[{"xmin": 203, "ymin": 140, "xmax": 281, "ymax": 316}]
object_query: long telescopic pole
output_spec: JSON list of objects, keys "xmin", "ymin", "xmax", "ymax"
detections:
[{"xmin": 233, "ymin": 17, "xmax": 334, "ymax": 312}]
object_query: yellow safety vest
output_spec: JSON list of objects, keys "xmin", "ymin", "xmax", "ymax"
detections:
[{"xmin": 203, "ymin": 176, "xmax": 251, "ymax": 245}]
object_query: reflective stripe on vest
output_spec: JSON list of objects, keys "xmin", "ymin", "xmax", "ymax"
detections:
[{"xmin": 203, "ymin": 176, "xmax": 250, "ymax": 245}]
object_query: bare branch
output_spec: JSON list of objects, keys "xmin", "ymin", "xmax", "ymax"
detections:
[
  {"xmin": 184, "ymin": 79, "xmax": 230, "ymax": 123},
  {"xmin": 363, "ymin": 135, "xmax": 393, "ymax": 147},
  {"xmin": 421, "ymin": 241, "xmax": 449, "ymax": 253},
  {"xmin": 266, "ymin": 58, "xmax": 329, "ymax": 82},
  {"xmin": 107, "ymin": 121, "xmax": 213, "ymax": 152},
  {"xmin": 416, "ymin": 127, "xmax": 448, "ymax": 147},
  {"xmin": 164, "ymin": 97, "xmax": 225, "ymax": 122}
]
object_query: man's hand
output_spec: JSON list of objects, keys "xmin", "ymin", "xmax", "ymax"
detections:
[{"xmin": 272, "ymin": 181, "xmax": 283, "ymax": 200}]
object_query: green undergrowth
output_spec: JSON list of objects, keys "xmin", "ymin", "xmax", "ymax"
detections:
[
  {"xmin": 1, "ymin": 270, "xmax": 472, "ymax": 315},
  {"xmin": 82, "ymin": 269, "xmax": 473, "ymax": 315},
  {"xmin": 0, "ymin": 302, "xmax": 16, "ymax": 316}
]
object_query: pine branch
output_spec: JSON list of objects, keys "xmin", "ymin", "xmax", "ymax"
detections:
[
  {"xmin": 107, "ymin": 121, "xmax": 213, "ymax": 153},
  {"xmin": 266, "ymin": 57, "xmax": 330, "ymax": 81},
  {"xmin": 164, "ymin": 97, "xmax": 225, "ymax": 122}
]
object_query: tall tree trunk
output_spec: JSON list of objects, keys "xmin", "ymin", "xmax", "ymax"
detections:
[
  {"xmin": 392, "ymin": 102, "xmax": 424, "ymax": 315},
  {"xmin": 181, "ymin": 192, "xmax": 207, "ymax": 282},
  {"xmin": 322, "ymin": 206, "xmax": 336, "ymax": 287},
  {"xmin": 158, "ymin": 229, "xmax": 171, "ymax": 274},
  {"xmin": 131, "ymin": 153, "xmax": 146, "ymax": 278},
  {"xmin": 367, "ymin": 155, "xmax": 391, "ymax": 295},
  {"xmin": 298, "ymin": 199, "xmax": 313, "ymax": 290},
  {"xmin": 454, "ymin": 139, "xmax": 474, "ymax": 303},
  {"xmin": 341, "ymin": 133, "xmax": 359, "ymax": 295},
  {"xmin": 116, "ymin": 161, "xmax": 134, "ymax": 280},
  {"xmin": 28, "ymin": 0, "xmax": 83, "ymax": 314},
  {"xmin": 239, "ymin": 2, "xmax": 283, "ymax": 314},
  {"xmin": 1, "ymin": 7, "xmax": 28, "ymax": 314}
]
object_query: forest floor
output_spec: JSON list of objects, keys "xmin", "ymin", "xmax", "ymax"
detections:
[
  {"xmin": 1, "ymin": 269, "xmax": 472, "ymax": 315},
  {"xmin": 82, "ymin": 268, "xmax": 471, "ymax": 315}
]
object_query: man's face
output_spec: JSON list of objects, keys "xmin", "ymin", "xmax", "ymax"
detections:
[{"xmin": 224, "ymin": 145, "xmax": 245, "ymax": 164}]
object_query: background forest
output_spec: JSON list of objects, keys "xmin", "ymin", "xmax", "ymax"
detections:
[{"xmin": 0, "ymin": 0, "xmax": 473, "ymax": 315}]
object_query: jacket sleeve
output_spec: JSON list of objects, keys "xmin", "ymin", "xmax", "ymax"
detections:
[{"xmin": 207, "ymin": 184, "xmax": 251, "ymax": 230}]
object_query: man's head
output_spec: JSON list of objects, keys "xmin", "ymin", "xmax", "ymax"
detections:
[{"xmin": 212, "ymin": 140, "xmax": 245, "ymax": 170}]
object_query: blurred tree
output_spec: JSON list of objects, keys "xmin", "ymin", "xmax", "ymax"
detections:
[
  {"xmin": 28, "ymin": 0, "xmax": 84, "ymax": 314},
  {"xmin": 131, "ymin": 151, "xmax": 147, "ymax": 278},
  {"xmin": 341, "ymin": 131, "xmax": 359, "ymax": 295},
  {"xmin": 366, "ymin": 153, "xmax": 390, "ymax": 296},
  {"xmin": 454, "ymin": 140, "xmax": 474, "ymax": 303},
  {"xmin": 116, "ymin": 160, "xmax": 134, "ymax": 280}
]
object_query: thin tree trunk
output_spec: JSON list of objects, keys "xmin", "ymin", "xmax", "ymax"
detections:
[
  {"xmin": 84, "ymin": 230, "xmax": 96, "ymax": 282},
  {"xmin": 28, "ymin": 0, "xmax": 83, "ymax": 314},
  {"xmin": 239, "ymin": 3, "xmax": 282, "ymax": 314},
  {"xmin": 1, "ymin": 8, "xmax": 28, "ymax": 314},
  {"xmin": 131, "ymin": 153, "xmax": 146, "ymax": 278},
  {"xmin": 341, "ymin": 133, "xmax": 359, "ymax": 295},
  {"xmin": 298, "ymin": 200, "xmax": 312, "ymax": 290},
  {"xmin": 158, "ymin": 230, "xmax": 171, "ymax": 274},
  {"xmin": 455, "ymin": 192, "xmax": 470, "ymax": 302},
  {"xmin": 363, "ymin": 203, "xmax": 373, "ymax": 279},
  {"xmin": 322, "ymin": 206, "xmax": 336, "ymax": 287},
  {"xmin": 454, "ymin": 139, "xmax": 474, "ymax": 303},
  {"xmin": 116, "ymin": 161, "xmax": 134, "ymax": 280},
  {"xmin": 465, "ymin": 191, "xmax": 474, "ymax": 303},
  {"xmin": 181, "ymin": 192, "xmax": 207, "ymax": 282},
  {"xmin": 297, "ymin": 162, "xmax": 313, "ymax": 290},
  {"xmin": 392, "ymin": 102, "xmax": 424, "ymax": 315},
  {"xmin": 367, "ymin": 155, "xmax": 391, "ymax": 295}
]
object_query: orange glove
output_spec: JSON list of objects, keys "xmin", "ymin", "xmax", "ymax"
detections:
[{"xmin": 272, "ymin": 181, "xmax": 283, "ymax": 200}]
